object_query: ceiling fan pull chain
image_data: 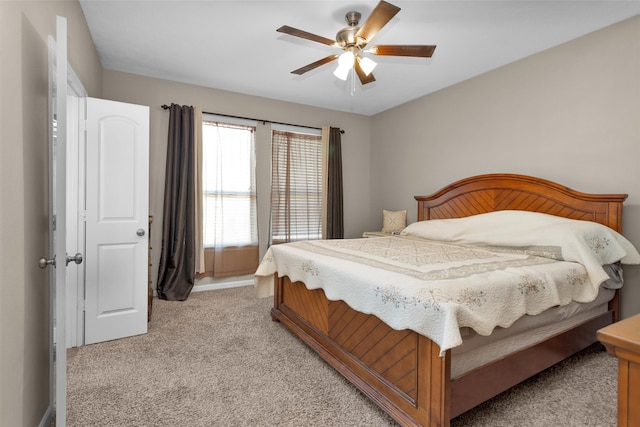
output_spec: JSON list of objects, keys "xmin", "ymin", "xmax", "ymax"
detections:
[{"xmin": 350, "ymin": 69, "xmax": 356, "ymax": 96}]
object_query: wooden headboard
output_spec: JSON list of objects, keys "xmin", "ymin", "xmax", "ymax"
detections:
[{"xmin": 415, "ymin": 174, "xmax": 627, "ymax": 232}]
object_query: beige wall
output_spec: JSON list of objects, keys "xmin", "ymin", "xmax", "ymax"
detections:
[
  {"xmin": 0, "ymin": 1, "xmax": 101, "ymax": 425},
  {"xmin": 101, "ymin": 70, "xmax": 372, "ymax": 291},
  {"xmin": 371, "ymin": 16, "xmax": 640, "ymax": 318}
]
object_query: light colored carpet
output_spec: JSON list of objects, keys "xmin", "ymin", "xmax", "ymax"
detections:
[{"xmin": 66, "ymin": 286, "xmax": 618, "ymax": 426}]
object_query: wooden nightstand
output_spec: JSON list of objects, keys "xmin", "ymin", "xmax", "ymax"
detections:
[
  {"xmin": 362, "ymin": 231, "xmax": 392, "ymax": 238},
  {"xmin": 597, "ymin": 314, "xmax": 640, "ymax": 427},
  {"xmin": 361, "ymin": 231, "xmax": 403, "ymax": 238}
]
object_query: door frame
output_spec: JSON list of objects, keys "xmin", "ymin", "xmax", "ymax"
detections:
[{"xmin": 65, "ymin": 69, "xmax": 87, "ymax": 349}]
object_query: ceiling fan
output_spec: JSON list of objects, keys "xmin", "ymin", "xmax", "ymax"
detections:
[{"xmin": 277, "ymin": 0, "xmax": 436, "ymax": 85}]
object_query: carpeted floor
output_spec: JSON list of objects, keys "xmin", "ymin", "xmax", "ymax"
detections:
[{"xmin": 66, "ymin": 285, "xmax": 618, "ymax": 426}]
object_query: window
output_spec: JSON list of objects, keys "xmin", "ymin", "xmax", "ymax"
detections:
[
  {"xmin": 202, "ymin": 116, "xmax": 257, "ymax": 248},
  {"xmin": 271, "ymin": 127, "xmax": 323, "ymax": 244}
]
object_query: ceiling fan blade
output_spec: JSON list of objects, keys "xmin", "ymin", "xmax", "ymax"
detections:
[
  {"xmin": 354, "ymin": 61, "xmax": 376, "ymax": 85},
  {"xmin": 291, "ymin": 55, "xmax": 339, "ymax": 75},
  {"xmin": 370, "ymin": 45, "xmax": 437, "ymax": 57},
  {"xmin": 277, "ymin": 25, "xmax": 337, "ymax": 46},
  {"xmin": 355, "ymin": 1, "xmax": 401, "ymax": 44}
]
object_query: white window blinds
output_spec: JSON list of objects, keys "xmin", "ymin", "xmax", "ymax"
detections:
[
  {"xmin": 271, "ymin": 128, "xmax": 323, "ymax": 244},
  {"xmin": 202, "ymin": 118, "xmax": 257, "ymax": 248}
]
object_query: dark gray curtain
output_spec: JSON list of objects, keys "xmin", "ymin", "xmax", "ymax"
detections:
[
  {"xmin": 157, "ymin": 104, "xmax": 195, "ymax": 300},
  {"xmin": 325, "ymin": 127, "xmax": 344, "ymax": 239}
]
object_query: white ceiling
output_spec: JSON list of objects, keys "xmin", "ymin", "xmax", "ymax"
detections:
[{"xmin": 79, "ymin": 1, "xmax": 640, "ymax": 116}]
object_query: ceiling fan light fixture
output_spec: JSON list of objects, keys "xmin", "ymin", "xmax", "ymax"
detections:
[
  {"xmin": 334, "ymin": 50, "xmax": 355, "ymax": 80},
  {"xmin": 338, "ymin": 50, "xmax": 355, "ymax": 67},
  {"xmin": 333, "ymin": 63, "xmax": 351, "ymax": 80},
  {"xmin": 358, "ymin": 56, "xmax": 377, "ymax": 76}
]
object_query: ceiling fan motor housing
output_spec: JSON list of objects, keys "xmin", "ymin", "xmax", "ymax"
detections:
[
  {"xmin": 336, "ymin": 11, "xmax": 366, "ymax": 48},
  {"xmin": 345, "ymin": 11, "xmax": 361, "ymax": 26}
]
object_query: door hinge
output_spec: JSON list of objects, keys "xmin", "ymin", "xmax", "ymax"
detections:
[
  {"xmin": 80, "ymin": 119, "xmax": 87, "ymax": 133},
  {"xmin": 78, "ymin": 300, "xmax": 85, "ymax": 312},
  {"xmin": 79, "ymin": 210, "xmax": 87, "ymax": 222}
]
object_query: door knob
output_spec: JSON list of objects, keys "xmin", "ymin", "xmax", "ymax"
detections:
[
  {"xmin": 66, "ymin": 253, "xmax": 83, "ymax": 266},
  {"xmin": 38, "ymin": 256, "xmax": 56, "ymax": 269},
  {"xmin": 136, "ymin": 228, "xmax": 145, "ymax": 236}
]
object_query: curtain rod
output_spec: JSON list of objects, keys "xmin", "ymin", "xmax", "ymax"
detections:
[{"xmin": 161, "ymin": 104, "xmax": 344, "ymax": 134}]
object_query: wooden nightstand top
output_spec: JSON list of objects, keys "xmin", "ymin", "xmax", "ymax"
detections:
[
  {"xmin": 597, "ymin": 313, "xmax": 640, "ymax": 356},
  {"xmin": 597, "ymin": 313, "xmax": 640, "ymax": 427}
]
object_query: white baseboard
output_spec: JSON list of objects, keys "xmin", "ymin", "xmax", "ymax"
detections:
[
  {"xmin": 152, "ymin": 278, "xmax": 255, "ymax": 297},
  {"xmin": 191, "ymin": 279, "xmax": 254, "ymax": 292}
]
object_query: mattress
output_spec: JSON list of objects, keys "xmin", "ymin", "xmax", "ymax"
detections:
[{"xmin": 451, "ymin": 287, "xmax": 614, "ymax": 378}]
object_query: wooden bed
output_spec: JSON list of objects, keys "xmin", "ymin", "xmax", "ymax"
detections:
[{"xmin": 269, "ymin": 173, "xmax": 627, "ymax": 426}]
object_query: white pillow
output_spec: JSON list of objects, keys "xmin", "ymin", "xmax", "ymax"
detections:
[
  {"xmin": 401, "ymin": 210, "xmax": 640, "ymax": 266},
  {"xmin": 401, "ymin": 210, "xmax": 640, "ymax": 290},
  {"xmin": 381, "ymin": 209, "xmax": 407, "ymax": 233}
]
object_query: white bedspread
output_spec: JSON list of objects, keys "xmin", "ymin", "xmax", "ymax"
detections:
[{"xmin": 255, "ymin": 211, "xmax": 640, "ymax": 355}]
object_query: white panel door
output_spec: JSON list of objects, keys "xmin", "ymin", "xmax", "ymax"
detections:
[{"xmin": 84, "ymin": 97, "xmax": 149, "ymax": 345}]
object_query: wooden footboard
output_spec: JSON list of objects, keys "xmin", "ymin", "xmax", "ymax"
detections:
[
  {"xmin": 272, "ymin": 276, "xmax": 451, "ymax": 426},
  {"xmin": 272, "ymin": 275, "xmax": 614, "ymax": 426}
]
